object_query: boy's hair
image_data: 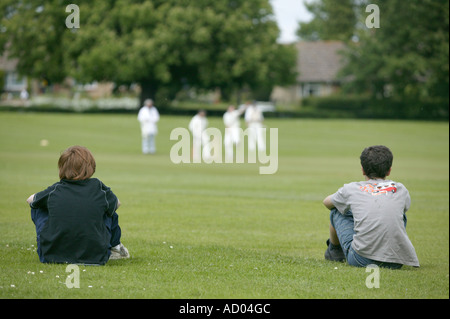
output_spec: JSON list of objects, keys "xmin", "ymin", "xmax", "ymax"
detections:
[
  {"xmin": 360, "ymin": 145, "xmax": 393, "ymax": 179},
  {"xmin": 58, "ymin": 146, "xmax": 96, "ymax": 180}
]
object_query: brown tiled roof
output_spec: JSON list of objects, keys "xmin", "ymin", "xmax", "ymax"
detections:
[
  {"xmin": 296, "ymin": 41, "xmax": 346, "ymax": 83},
  {"xmin": 0, "ymin": 51, "xmax": 18, "ymax": 72}
]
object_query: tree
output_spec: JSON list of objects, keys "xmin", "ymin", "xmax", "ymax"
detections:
[
  {"xmin": 0, "ymin": 0, "xmax": 70, "ymax": 84},
  {"xmin": 1, "ymin": 0, "xmax": 297, "ymax": 107},
  {"xmin": 296, "ymin": 0, "xmax": 449, "ymax": 101},
  {"xmin": 341, "ymin": 0, "xmax": 449, "ymax": 100},
  {"xmin": 297, "ymin": 0, "xmax": 357, "ymax": 41}
]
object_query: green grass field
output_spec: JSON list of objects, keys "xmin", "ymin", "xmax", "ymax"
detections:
[{"xmin": 0, "ymin": 111, "xmax": 448, "ymax": 299}]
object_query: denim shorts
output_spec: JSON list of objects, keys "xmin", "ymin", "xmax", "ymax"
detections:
[{"xmin": 329, "ymin": 208, "xmax": 402, "ymax": 269}]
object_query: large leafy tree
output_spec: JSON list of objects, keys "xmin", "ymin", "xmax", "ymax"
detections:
[
  {"xmin": 342, "ymin": 0, "xmax": 449, "ymax": 100},
  {"xmin": 1, "ymin": 0, "xmax": 297, "ymax": 107},
  {"xmin": 296, "ymin": 0, "xmax": 356, "ymax": 41},
  {"xmin": 296, "ymin": 0, "xmax": 449, "ymax": 101},
  {"xmin": 0, "ymin": 0, "xmax": 69, "ymax": 83}
]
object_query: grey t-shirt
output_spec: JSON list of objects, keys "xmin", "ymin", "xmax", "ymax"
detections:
[{"xmin": 331, "ymin": 179, "xmax": 419, "ymax": 267}]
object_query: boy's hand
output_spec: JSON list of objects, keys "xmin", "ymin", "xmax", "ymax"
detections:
[{"xmin": 26, "ymin": 194, "xmax": 35, "ymax": 205}]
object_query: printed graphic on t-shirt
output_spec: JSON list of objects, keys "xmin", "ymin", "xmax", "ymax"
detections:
[{"xmin": 360, "ymin": 182, "xmax": 397, "ymax": 196}]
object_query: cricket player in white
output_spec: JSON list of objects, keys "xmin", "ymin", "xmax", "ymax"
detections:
[
  {"xmin": 189, "ymin": 110, "xmax": 210, "ymax": 162},
  {"xmin": 223, "ymin": 105, "xmax": 247, "ymax": 161},
  {"xmin": 244, "ymin": 102, "xmax": 266, "ymax": 152},
  {"xmin": 137, "ymin": 99, "xmax": 160, "ymax": 154}
]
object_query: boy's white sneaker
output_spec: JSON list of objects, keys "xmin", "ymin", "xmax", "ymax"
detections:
[{"xmin": 109, "ymin": 243, "xmax": 130, "ymax": 260}]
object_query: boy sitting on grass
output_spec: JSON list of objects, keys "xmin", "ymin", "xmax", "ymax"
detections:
[
  {"xmin": 323, "ymin": 145, "xmax": 419, "ymax": 269},
  {"xmin": 26, "ymin": 145, "xmax": 129, "ymax": 265}
]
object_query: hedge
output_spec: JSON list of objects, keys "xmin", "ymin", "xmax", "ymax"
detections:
[
  {"xmin": 300, "ymin": 96, "xmax": 449, "ymax": 121},
  {"xmin": 1, "ymin": 95, "xmax": 448, "ymax": 121}
]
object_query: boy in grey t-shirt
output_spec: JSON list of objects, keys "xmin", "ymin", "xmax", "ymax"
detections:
[{"xmin": 322, "ymin": 145, "xmax": 419, "ymax": 268}]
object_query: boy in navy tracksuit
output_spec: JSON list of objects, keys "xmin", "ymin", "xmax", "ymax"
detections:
[{"xmin": 27, "ymin": 145, "xmax": 129, "ymax": 264}]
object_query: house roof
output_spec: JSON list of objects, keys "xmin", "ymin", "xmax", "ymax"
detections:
[
  {"xmin": 296, "ymin": 41, "xmax": 346, "ymax": 83},
  {"xmin": 0, "ymin": 51, "xmax": 18, "ymax": 72}
]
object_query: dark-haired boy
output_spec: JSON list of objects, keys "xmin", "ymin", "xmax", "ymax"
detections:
[{"xmin": 323, "ymin": 145, "xmax": 419, "ymax": 268}]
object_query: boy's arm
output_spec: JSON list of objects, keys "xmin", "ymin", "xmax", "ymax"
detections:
[
  {"xmin": 323, "ymin": 195, "xmax": 335, "ymax": 210},
  {"xmin": 26, "ymin": 183, "xmax": 59, "ymax": 208}
]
